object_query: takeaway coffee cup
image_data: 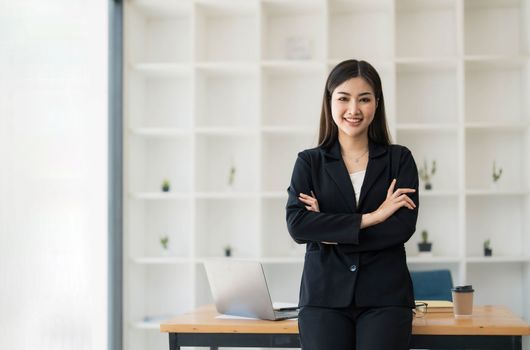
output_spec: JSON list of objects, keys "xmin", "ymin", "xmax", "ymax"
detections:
[{"xmin": 451, "ymin": 285, "xmax": 474, "ymax": 318}]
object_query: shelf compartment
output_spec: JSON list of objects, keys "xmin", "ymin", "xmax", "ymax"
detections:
[
  {"xmin": 128, "ymin": 199, "xmax": 192, "ymax": 259},
  {"xmin": 195, "ymin": 197, "xmax": 259, "ymax": 258},
  {"xmin": 261, "ymin": 133, "xmax": 315, "ymax": 192},
  {"xmin": 405, "ymin": 196, "xmax": 461, "ymax": 258},
  {"xmin": 464, "ymin": 0, "xmax": 528, "ymax": 56},
  {"xmin": 194, "ymin": 1, "xmax": 259, "ymax": 62},
  {"xmin": 395, "ymin": 0, "xmax": 457, "ymax": 58},
  {"xmin": 195, "ymin": 66, "xmax": 259, "ymax": 128},
  {"xmin": 127, "ymin": 264, "xmax": 193, "ymax": 329},
  {"xmin": 396, "ymin": 61, "xmax": 458, "ymax": 124},
  {"xmin": 467, "ymin": 263, "xmax": 525, "ymax": 317},
  {"xmin": 126, "ymin": 1, "xmax": 191, "ymax": 63},
  {"xmin": 396, "ymin": 129, "xmax": 459, "ymax": 192},
  {"xmin": 127, "ymin": 71, "xmax": 192, "ymax": 129},
  {"xmin": 128, "ymin": 136, "xmax": 192, "ymax": 193},
  {"xmin": 465, "ymin": 129, "xmax": 527, "ymax": 191},
  {"xmin": 195, "ymin": 134, "xmax": 259, "ymax": 192},
  {"xmin": 261, "ymin": 0, "xmax": 326, "ymax": 61},
  {"xmin": 261, "ymin": 64, "xmax": 324, "ymax": 128},
  {"xmin": 465, "ymin": 59, "xmax": 530, "ymax": 124},
  {"xmin": 261, "ymin": 198, "xmax": 305, "ymax": 258},
  {"xmin": 328, "ymin": 0, "xmax": 393, "ymax": 60},
  {"xmin": 466, "ymin": 196, "xmax": 526, "ymax": 257}
]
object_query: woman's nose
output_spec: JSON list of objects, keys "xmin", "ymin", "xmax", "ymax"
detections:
[{"xmin": 347, "ymin": 101, "xmax": 359, "ymax": 114}]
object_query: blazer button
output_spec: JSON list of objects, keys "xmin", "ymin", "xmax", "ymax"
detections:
[{"xmin": 349, "ymin": 264, "xmax": 357, "ymax": 272}]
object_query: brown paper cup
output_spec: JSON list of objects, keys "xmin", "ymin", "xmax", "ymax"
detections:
[{"xmin": 452, "ymin": 286, "xmax": 474, "ymax": 318}]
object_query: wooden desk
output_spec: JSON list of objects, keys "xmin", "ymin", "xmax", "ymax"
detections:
[{"xmin": 160, "ymin": 305, "xmax": 530, "ymax": 349}]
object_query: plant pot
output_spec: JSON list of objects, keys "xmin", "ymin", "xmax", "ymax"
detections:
[
  {"xmin": 162, "ymin": 185, "xmax": 170, "ymax": 192},
  {"xmin": 224, "ymin": 248, "xmax": 232, "ymax": 257},
  {"xmin": 418, "ymin": 243, "xmax": 433, "ymax": 257},
  {"xmin": 424, "ymin": 183, "xmax": 432, "ymax": 190},
  {"xmin": 418, "ymin": 242, "xmax": 432, "ymax": 252},
  {"xmin": 484, "ymin": 248, "xmax": 492, "ymax": 257}
]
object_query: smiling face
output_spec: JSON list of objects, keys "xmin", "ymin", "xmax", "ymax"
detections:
[{"xmin": 330, "ymin": 77, "xmax": 377, "ymax": 139}]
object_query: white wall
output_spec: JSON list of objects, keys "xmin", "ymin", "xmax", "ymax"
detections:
[{"xmin": 0, "ymin": 1, "xmax": 108, "ymax": 349}]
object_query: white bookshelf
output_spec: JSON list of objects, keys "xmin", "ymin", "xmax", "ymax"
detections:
[{"xmin": 123, "ymin": 0, "xmax": 530, "ymax": 349}]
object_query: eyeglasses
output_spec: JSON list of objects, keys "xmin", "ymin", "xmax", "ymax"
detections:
[{"xmin": 413, "ymin": 302, "xmax": 428, "ymax": 318}]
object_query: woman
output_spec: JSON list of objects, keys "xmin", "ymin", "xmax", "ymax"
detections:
[{"xmin": 286, "ymin": 59, "xmax": 419, "ymax": 350}]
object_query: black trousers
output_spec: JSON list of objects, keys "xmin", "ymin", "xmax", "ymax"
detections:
[{"xmin": 298, "ymin": 303, "xmax": 413, "ymax": 350}]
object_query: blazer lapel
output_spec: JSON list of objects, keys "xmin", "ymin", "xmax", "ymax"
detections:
[
  {"xmin": 357, "ymin": 140, "xmax": 387, "ymax": 208},
  {"xmin": 322, "ymin": 140, "xmax": 356, "ymax": 213},
  {"xmin": 321, "ymin": 138, "xmax": 388, "ymax": 212}
]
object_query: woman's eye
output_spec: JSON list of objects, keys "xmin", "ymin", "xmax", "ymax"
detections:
[
  {"xmin": 338, "ymin": 97, "xmax": 348, "ymax": 102},
  {"xmin": 360, "ymin": 98, "xmax": 371, "ymax": 103}
]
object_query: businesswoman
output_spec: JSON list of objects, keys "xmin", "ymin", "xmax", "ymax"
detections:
[{"xmin": 286, "ymin": 59, "xmax": 419, "ymax": 350}]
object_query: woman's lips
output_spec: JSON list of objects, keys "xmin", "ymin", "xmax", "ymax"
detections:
[{"xmin": 343, "ymin": 117, "xmax": 363, "ymax": 126}]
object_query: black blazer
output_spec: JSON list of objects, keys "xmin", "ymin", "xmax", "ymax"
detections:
[{"xmin": 286, "ymin": 138, "xmax": 419, "ymax": 309}]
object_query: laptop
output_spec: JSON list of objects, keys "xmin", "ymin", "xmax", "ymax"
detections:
[{"xmin": 203, "ymin": 259, "xmax": 299, "ymax": 321}]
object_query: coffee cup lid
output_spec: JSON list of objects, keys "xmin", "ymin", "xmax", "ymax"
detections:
[{"xmin": 452, "ymin": 285, "xmax": 474, "ymax": 293}]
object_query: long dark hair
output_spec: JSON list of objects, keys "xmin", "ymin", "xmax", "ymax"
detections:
[{"xmin": 318, "ymin": 59, "xmax": 392, "ymax": 149}]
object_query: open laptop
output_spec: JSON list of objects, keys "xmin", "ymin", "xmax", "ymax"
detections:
[{"xmin": 203, "ymin": 259, "xmax": 299, "ymax": 321}]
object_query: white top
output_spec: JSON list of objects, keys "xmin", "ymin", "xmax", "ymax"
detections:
[{"xmin": 349, "ymin": 170, "xmax": 366, "ymax": 204}]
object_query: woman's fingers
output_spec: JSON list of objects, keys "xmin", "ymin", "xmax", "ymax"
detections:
[
  {"xmin": 391, "ymin": 188, "xmax": 416, "ymax": 199},
  {"xmin": 299, "ymin": 192, "xmax": 319, "ymax": 212},
  {"xmin": 394, "ymin": 194, "xmax": 416, "ymax": 209},
  {"xmin": 299, "ymin": 194, "xmax": 316, "ymax": 204}
]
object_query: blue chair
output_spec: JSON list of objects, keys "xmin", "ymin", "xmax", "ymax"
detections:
[{"xmin": 410, "ymin": 269, "xmax": 453, "ymax": 301}]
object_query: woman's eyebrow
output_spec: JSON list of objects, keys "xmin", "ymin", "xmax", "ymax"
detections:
[
  {"xmin": 336, "ymin": 91, "xmax": 374, "ymax": 97},
  {"xmin": 358, "ymin": 92, "xmax": 374, "ymax": 97}
]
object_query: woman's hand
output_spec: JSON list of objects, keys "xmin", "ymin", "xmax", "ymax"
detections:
[
  {"xmin": 298, "ymin": 190, "xmax": 320, "ymax": 212},
  {"xmin": 373, "ymin": 178, "xmax": 416, "ymax": 224},
  {"xmin": 299, "ymin": 191, "xmax": 337, "ymax": 244}
]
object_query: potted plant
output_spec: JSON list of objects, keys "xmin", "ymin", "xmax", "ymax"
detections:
[
  {"xmin": 419, "ymin": 159, "xmax": 436, "ymax": 190},
  {"xmin": 160, "ymin": 235, "xmax": 169, "ymax": 255},
  {"xmin": 161, "ymin": 179, "xmax": 171, "ymax": 192},
  {"xmin": 492, "ymin": 160, "xmax": 502, "ymax": 187},
  {"xmin": 418, "ymin": 230, "xmax": 432, "ymax": 255},
  {"xmin": 224, "ymin": 245, "xmax": 232, "ymax": 257},
  {"xmin": 484, "ymin": 239, "xmax": 492, "ymax": 257}
]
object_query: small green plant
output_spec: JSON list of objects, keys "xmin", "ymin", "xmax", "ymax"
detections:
[
  {"xmin": 160, "ymin": 236, "xmax": 169, "ymax": 250},
  {"xmin": 161, "ymin": 179, "xmax": 171, "ymax": 192},
  {"xmin": 419, "ymin": 159, "xmax": 436, "ymax": 190},
  {"xmin": 492, "ymin": 161, "xmax": 503, "ymax": 182},
  {"xmin": 484, "ymin": 239, "xmax": 492, "ymax": 256},
  {"xmin": 421, "ymin": 230, "xmax": 429, "ymax": 244}
]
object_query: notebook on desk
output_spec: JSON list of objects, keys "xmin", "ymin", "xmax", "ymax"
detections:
[
  {"xmin": 203, "ymin": 259, "xmax": 299, "ymax": 321},
  {"xmin": 416, "ymin": 300, "xmax": 454, "ymax": 313}
]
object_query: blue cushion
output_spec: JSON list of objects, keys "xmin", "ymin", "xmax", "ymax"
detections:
[{"xmin": 410, "ymin": 269, "xmax": 454, "ymax": 301}]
